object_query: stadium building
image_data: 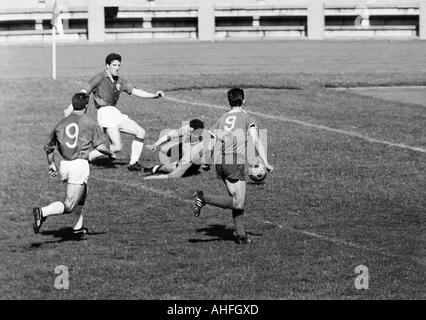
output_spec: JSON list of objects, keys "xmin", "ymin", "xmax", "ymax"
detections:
[{"xmin": 0, "ymin": 0, "xmax": 425, "ymax": 42}]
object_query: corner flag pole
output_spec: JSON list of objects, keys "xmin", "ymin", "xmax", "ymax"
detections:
[
  {"xmin": 51, "ymin": 0, "xmax": 58, "ymax": 80},
  {"xmin": 52, "ymin": 25, "xmax": 56, "ymax": 80}
]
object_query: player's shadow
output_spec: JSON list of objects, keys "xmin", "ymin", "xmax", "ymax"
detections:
[
  {"xmin": 246, "ymin": 180, "xmax": 266, "ymax": 186},
  {"xmin": 188, "ymin": 224, "xmax": 263, "ymax": 243},
  {"xmin": 188, "ymin": 224, "xmax": 235, "ymax": 243},
  {"xmin": 30, "ymin": 227, "xmax": 105, "ymax": 247},
  {"xmin": 90, "ymin": 157, "xmax": 128, "ymax": 169}
]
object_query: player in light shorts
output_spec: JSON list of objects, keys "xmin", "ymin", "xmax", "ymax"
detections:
[
  {"xmin": 59, "ymin": 159, "xmax": 90, "ymax": 185},
  {"xmin": 63, "ymin": 53, "xmax": 165, "ymax": 172},
  {"xmin": 33, "ymin": 93, "xmax": 113, "ymax": 235}
]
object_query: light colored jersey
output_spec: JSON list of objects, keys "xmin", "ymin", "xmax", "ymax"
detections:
[{"xmin": 44, "ymin": 113, "xmax": 107, "ymax": 161}]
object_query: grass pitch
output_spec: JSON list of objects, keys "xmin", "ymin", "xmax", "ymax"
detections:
[{"xmin": 1, "ymin": 40, "xmax": 425, "ymax": 299}]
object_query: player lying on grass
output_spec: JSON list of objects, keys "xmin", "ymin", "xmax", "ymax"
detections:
[
  {"xmin": 33, "ymin": 93, "xmax": 113, "ymax": 235},
  {"xmin": 193, "ymin": 88, "xmax": 273, "ymax": 244},
  {"xmin": 143, "ymin": 119, "xmax": 210, "ymax": 179},
  {"xmin": 64, "ymin": 53, "xmax": 165, "ymax": 172}
]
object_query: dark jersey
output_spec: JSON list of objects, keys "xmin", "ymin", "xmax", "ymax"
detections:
[
  {"xmin": 83, "ymin": 71, "xmax": 134, "ymax": 109},
  {"xmin": 44, "ymin": 113, "xmax": 107, "ymax": 161},
  {"xmin": 209, "ymin": 108, "xmax": 257, "ymax": 164}
]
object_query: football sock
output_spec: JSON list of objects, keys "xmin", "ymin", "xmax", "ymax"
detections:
[
  {"xmin": 232, "ymin": 209, "xmax": 245, "ymax": 236},
  {"xmin": 204, "ymin": 195, "xmax": 234, "ymax": 209},
  {"xmin": 73, "ymin": 206, "xmax": 84, "ymax": 230},
  {"xmin": 41, "ymin": 201, "xmax": 65, "ymax": 217},
  {"xmin": 130, "ymin": 138, "xmax": 144, "ymax": 165}
]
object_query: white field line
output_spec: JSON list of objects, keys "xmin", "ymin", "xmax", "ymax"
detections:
[
  {"xmin": 164, "ymin": 96, "xmax": 426, "ymax": 154},
  {"xmin": 93, "ymin": 176, "xmax": 425, "ymax": 267},
  {"xmin": 332, "ymin": 85, "xmax": 426, "ymax": 90}
]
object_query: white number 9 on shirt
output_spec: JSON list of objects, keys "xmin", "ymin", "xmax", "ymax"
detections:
[
  {"xmin": 65, "ymin": 123, "xmax": 79, "ymax": 148},
  {"xmin": 224, "ymin": 116, "xmax": 236, "ymax": 131}
]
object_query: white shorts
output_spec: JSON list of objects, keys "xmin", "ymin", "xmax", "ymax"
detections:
[
  {"xmin": 60, "ymin": 159, "xmax": 90, "ymax": 185},
  {"xmin": 97, "ymin": 106, "xmax": 129, "ymax": 129}
]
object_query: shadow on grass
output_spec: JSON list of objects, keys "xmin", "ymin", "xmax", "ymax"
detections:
[
  {"xmin": 246, "ymin": 180, "xmax": 266, "ymax": 186},
  {"xmin": 29, "ymin": 227, "xmax": 106, "ymax": 247},
  {"xmin": 90, "ymin": 157, "xmax": 129, "ymax": 169},
  {"xmin": 188, "ymin": 224, "xmax": 262, "ymax": 243}
]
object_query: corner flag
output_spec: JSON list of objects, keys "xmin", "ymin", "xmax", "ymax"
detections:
[
  {"xmin": 51, "ymin": 0, "xmax": 59, "ymax": 27},
  {"xmin": 51, "ymin": 0, "xmax": 64, "ymax": 35}
]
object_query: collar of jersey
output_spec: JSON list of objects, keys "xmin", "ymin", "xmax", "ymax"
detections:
[
  {"xmin": 104, "ymin": 70, "xmax": 117, "ymax": 83},
  {"xmin": 228, "ymin": 108, "xmax": 246, "ymax": 114}
]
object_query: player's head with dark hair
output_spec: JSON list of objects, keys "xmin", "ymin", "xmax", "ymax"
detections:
[
  {"xmin": 227, "ymin": 88, "xmax": 245, "ymax": 107},
  {"xmin": 72, "ymin": 92, "xmax": 89, "ymax": 111},
  {"xmin": 105, "ymin": 53, "xmax": 121, "ymax": 65},
  {"xmin": 189, "ymin": 119, "xmax": 204, "ymax": 131},
  {"xmin": 189, "ymin": 119, "xmax": 205, "ymax": 143}
]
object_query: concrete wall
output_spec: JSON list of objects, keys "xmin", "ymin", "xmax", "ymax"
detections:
[
  {"xmin": 0, "ymin": 0, "xmax": 423, "ymax": 42},
  {"xmin": 0, "ymin": 1, "xmax": 420, "ymax": 11}
]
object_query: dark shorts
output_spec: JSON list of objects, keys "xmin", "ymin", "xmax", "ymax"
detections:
[
  {"xmin": 215, "ymin": 164, "xmax": 245, "ymax": 182},
  {"xmin": 183, "ymin": 163, "xmax": 201, "ymax": 177}
]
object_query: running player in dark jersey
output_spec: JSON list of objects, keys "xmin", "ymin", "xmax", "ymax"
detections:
[
  {"xmin": 33, "ymin": 93, "xmax": 113, "ymax": 235},
  {"xmin": 63, "ymin": 53, "xmax": 165, "ymax": 172},
  {"xmin": 193, "ymin": 88, "xmax": 273, "ymax": 244}
]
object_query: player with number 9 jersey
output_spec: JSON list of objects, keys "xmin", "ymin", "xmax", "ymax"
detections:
[
  {"xmin": 193, "ymin": 88, "xmax": 273, "ymax": 245},
  {"xmin": 44, "ymin": 113, "xmax": 107, "ymax": 161},
  {"xmin": 210, "ymin": 108, "xmax": 257, "ymax": 167},
  {"xmin": 33, "ymin": 93, "xmax": 113, "ymax": 236}
]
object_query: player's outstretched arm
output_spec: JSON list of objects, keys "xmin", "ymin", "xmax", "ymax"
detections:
[
  {"xmin": 248, "ymin": 127, "xmax": 274, "ymax": 173},
  {"xmin": 132, "ymin": 88, "xmax": 164, "ymax": 99},
  {"xmin": 146, "ymin": 129, "xmax": 181, "ymax": 152}
]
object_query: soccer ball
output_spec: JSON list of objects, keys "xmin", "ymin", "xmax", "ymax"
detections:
[{"xmin": 248, "ymin": 163, "xmax": 267, "ymax": 183}]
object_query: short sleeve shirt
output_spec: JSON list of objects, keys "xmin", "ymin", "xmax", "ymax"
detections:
[
  {"xmin": 209, "ymin": 108, "xmax": 257, "ymax": 163},
  {"xmin": 83, "ymin": 71, "xmax": 135, "ymax": 109},
  {"xmin": 44, "ymin": 113, "xmax": 108, "ymax": 161}
]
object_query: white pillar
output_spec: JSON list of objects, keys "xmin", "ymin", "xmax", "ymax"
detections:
[
  {"xmin": 253, "ymin": 16, "xmax": 260, "ymax": 27},
  {"xmin": 198, "ymin": 0, "xmax": 215, "ymax": 41},
  {"xmin": 143, "ymin": 17, "xmax": 152, "ymax": 29},
  {"xmin": 35, "ymin": 19, "xmax": 43, "ymax": 30},
  {"xmin": 420, "ymin": 0, "xmax": 426, "ymax": 39},
  {"xmin": 307, "ymin": 0, "xmax": 324, "ymax": 40},
  {"xmin": 88, "ymin": 0, "xmax": 104, "ymax": 42}
]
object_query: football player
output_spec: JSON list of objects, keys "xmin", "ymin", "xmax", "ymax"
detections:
[
  {"xmin": 143, "ymin": 119, "xmax": 210, "ymax": 179},
  {"xmin": 192, "ymin": 88, "xmax": 273, "ymax": 244},
  {"xmin": 33, "ymin": 93, "xmax": 113, "ymax": 235},
  {"xmin": 63, "ymin": 53, "xmax": 165, "ymax": 172}
]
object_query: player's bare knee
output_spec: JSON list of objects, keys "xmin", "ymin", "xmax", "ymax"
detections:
[
  {"xmin": 232, "ymin": 196, "xmax": 244, "ymax": 210},
  {"xmin": 111, "ymin": 142, "xmax": 122, "ymax": 153},
  {"xmin": 136, "ymin": 127, "xmax": 145, "ymax": 139},
  {"xmin": 234, "ymin": 202, "xmax": 244, "ymax": 210},
  {"xmin": 63, "ymin": 199, "xmax": 77, "ymax": 213}
]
